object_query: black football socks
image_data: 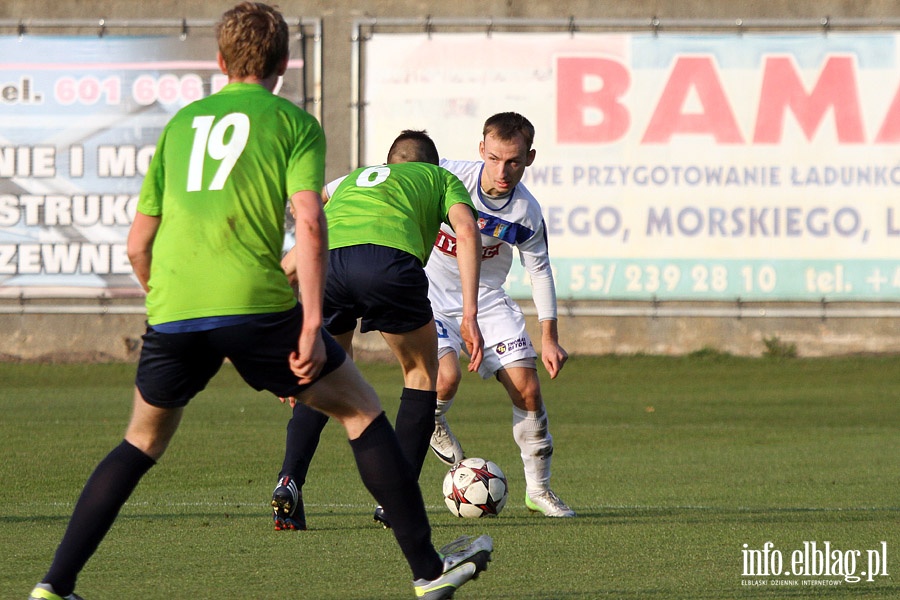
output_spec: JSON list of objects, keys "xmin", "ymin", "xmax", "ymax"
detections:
[
  {"xmin": 43, "ymin": 440, "xmax": 156, "ymax": 596},
  {"xmin": 281, "ymin": 401, "xmax": 330, "ymax": 484},
  {"xmin": 393, "ymin": 387, "xmax": 438, "ymax": 478},
  {"xmin": 349, "ymin": 412, "xmax": 442, "ymax": 581}
]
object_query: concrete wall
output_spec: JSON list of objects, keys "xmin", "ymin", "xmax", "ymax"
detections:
[
  {"xmin": 6, "ymin": 297, "xmax": 900, "ymax": 362},
  {"xmin": 2, "ymin": 1, "xmax": 900, "ymax": 361}
]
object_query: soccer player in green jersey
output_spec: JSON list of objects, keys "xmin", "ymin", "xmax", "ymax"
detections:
[
  {"xmin": 273, "ymin": 131, "xmax": 484, "ymax": 531},
  {"xmin": 28, "ymin": 5, "xmax": 492, "ymax": 600}
]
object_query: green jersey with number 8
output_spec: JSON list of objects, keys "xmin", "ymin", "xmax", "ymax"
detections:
[
  {"xmin": 325, "ymin": 162, "xmax": 474, "ymax": 266},
  {"xmin": 137, "ymin": 82, "xmax": 325, "ymax": 325}
]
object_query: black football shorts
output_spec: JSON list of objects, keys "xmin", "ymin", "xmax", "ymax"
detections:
[
  {"xmin": 136, "ymin": 304, "xmax": 346, "ymax": 408},
  {"xmin": 324, "ymin": 244, "xmax": 433, "ymax": 336}
]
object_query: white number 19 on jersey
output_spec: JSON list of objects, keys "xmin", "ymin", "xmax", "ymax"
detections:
[{"xmin": 187, "ymin": 113, "xmax": 250, "ymax": 192}]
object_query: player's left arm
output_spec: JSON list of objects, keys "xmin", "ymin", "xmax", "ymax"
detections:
[
  {"xmin": 519, "ymin": 222, "xmax": 568, "ymax": 379},
  {"xmin": 538, "ymin": 317, "xmax": 568, "ymax": 379},
  {"xmin": 126, "ymin": 211, "xmax": 161, "ymax": 293},
  {"xmin": 288, "ymin": 189, "xmax": 328, "ymax": 384}
]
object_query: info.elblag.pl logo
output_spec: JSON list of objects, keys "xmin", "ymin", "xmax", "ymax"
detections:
[{"xmin": 741, "ymin": 541, "xmax": 890, "ymax": 587}]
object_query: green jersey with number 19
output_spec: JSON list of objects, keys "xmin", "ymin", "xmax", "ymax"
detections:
[{"xmin": 137, "ymin": 82, "xmax": 325, "ymax": 326}]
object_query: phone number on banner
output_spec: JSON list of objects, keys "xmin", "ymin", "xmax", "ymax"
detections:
[
  {"xmin": 52, "ymin": 74, "xmax": 212, "ymax": 106},
  {"xmin": 504, "ymin": 259, "xmax": 900, "ymax": 301}
]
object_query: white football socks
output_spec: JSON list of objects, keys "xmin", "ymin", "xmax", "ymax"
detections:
[
  {"xmin": 512, "ymin": 405, "xmax": 553, "ymax": 494},
  {"xmin": 435, "ymin": 397, "xmax": 454, "ymax": 418}
]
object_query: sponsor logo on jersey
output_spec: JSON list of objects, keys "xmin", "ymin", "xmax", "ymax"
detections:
[
  {"xmin": 434, "ymin": 230, "xmax": 458, "ymax": 256},
  {"xmin": 495, "ymin": 336, "xmax": 529, "ymax": 355},
  {"xmin": 434, "ymin": 230, "xmax": 502, "ymax": 259}
]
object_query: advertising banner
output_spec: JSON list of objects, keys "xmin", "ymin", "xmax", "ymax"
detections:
[
  {"xmin": 362, "ymin": 32, "xmax": 900, "ymax": 301},
  {"xmin": 0, "ymin": 34, "xmax": 306, "ymax": 297}
]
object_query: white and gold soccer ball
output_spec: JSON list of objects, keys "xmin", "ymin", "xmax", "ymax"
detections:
[{"xmin": 442, "ymin": 457, "xmax": 508, "ymax": 518}]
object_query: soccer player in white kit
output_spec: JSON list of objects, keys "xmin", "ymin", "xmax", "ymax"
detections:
[{"xmin": 426, "ymin": 112, "xmax": 575, "ymax": 517}]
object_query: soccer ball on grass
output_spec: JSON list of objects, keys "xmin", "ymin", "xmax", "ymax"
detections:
[{"xmin": 442, "ymin": 457, "xmax": 508, "ymax": 518}]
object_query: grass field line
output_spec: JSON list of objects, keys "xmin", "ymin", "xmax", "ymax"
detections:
[{"xmin": 32, "ymin": 500, "xmax": 900, "ymax": 513}]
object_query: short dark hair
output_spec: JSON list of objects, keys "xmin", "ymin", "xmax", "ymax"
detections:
[
  {"xmin": 216, "ymin": 2, "xmax": 289, "ymax": 80},
  {"xmin": 483, "ymin": 112, "xmax": 535, "ymax": 150},
  {"xmin": 386, "ymin": 130, "xmax": 440, "ymax": 165}
]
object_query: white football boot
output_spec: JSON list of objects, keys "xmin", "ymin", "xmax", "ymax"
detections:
[
  {"xmin": 413, "ymin": 534, "xmax": 493, "ymax": 600},
  {"xmin": 430, "ymin": 415, "xmax": 464, "ymax": 466},
  {"xmin": 525, "ymin": 488, "xmax": 576, "ymax": 517}
]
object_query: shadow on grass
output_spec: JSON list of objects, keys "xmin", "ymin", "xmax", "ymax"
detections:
[
  {"xmin": 5, "ymin": 503, "xmax": 897, "ymax": 528},
  {"xmin": 577, "ymin": 505, "xmax": 900, "ymax": 526},
  {"xmin": 506, "ymin": 587, "xmax": 896, "ymax": 599}
]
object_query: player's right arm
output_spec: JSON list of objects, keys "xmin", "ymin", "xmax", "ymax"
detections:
[
  {"xmin": 288, "ymin": 189, "xmax": 328, "ymax": 384},
  {"xmin": 446, "ymin": 203, "xmax": 484, "ymax": 372},
  {"xmin": 126, "ymin": 211, "xmax": 161, "ymax": 293}
]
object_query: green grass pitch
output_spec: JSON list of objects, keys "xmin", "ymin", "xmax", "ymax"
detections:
[{"xmin": 1, "ymin": 355, "xmax": 898, "ymax": 599}]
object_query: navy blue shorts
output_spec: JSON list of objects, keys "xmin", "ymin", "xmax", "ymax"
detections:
[
  {"xmin": 135, "ymin": 304, "xmax": 347, "ymax": 408},
  {"xmin": 324, "ymin": 244, "xmax": 433, "ymax": 335}
]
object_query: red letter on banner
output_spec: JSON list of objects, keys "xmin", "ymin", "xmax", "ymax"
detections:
[
  {"xmin": 556, "ymin": 56, "xmax": 630, "ymax": 143},
  {"xmin": 875, "ymin": 84, "xmax": 900, "ymax": 143},
  {"xmin": 753, "ymin": 56, "xmax": 864, "ymax": 144},
  {"xmin": 642, "ymin": 56, "xmax": 744, "ymax": 144}
]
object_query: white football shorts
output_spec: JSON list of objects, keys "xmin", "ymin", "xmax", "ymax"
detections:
[{"xmin": 434, "ymin": 293, "xmax": 538, "ymax": 379}]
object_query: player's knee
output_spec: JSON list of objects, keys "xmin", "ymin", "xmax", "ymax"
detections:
[
  {"xmin": 406, "ymin": 376, "xmax": 437, "ymax": 393},
  {"xmin": 517, "ymin": 380, "xmax": 543, "ymax": 409},
  {"xmin": 124, "ymin": 432, "xmax": 172, "ymax": 461},
  {"xmin": 304, "ymin": 361, "xmax": 383, "ymax": 420},
  {"xmin": 437, "ymin": 373, "xmax": 460, "ymax": 399},
  {"xmin": 436, "ymin": 359, "xmax": 461, "ymax": 399}
]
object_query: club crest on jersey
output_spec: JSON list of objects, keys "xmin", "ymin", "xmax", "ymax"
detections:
[
  {"xmin": 478, "ymin": 216, "xmax": 510, "ymax": 240},
  {"xmin": 495, "ymin": 336, "xmax": 529, "ymax": 355}
]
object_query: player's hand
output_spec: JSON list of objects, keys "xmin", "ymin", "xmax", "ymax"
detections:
[
  {"xmin": 281, "ymin": 250, "xmax": 299, "ymax": 287},
  {"xmin": 460, "ymin": 315, "xmax": 484, "ymax": 373},
  {"xmin": 289, "ymin": 328, "xmax": 326, "ymax": 385},
  {"xmin": 541, "ymin": 340, "xmax": 569, "ymax": 379},
  {"xmin": 278, "ymin": 396, "xmax": 298, "ymax": 408}
]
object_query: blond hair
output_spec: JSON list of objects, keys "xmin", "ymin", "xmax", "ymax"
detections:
[{"xmin": 216, "ymin": 2, "xmax": 289, "ymax": 79}]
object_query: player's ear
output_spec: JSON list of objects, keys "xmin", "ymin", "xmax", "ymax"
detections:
[
  {"xmin": 276, "ymin": 54, "xmax": 289, "ymax": 77},
  {"xmin": 216, "ymin": 51, "xmax": 228, "ymax": 75},
  {"xmin": 478, "ymin": 140, "xmax": 486, "ymax": 159},
  {"xmin": 525, "ymin": 148, "xmax": 536, "ymax": 167}
]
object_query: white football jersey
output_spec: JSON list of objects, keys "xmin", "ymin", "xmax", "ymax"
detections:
[{"xmin": 426, "ymin": 158, "xmax": 556, "ymax": 319}]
